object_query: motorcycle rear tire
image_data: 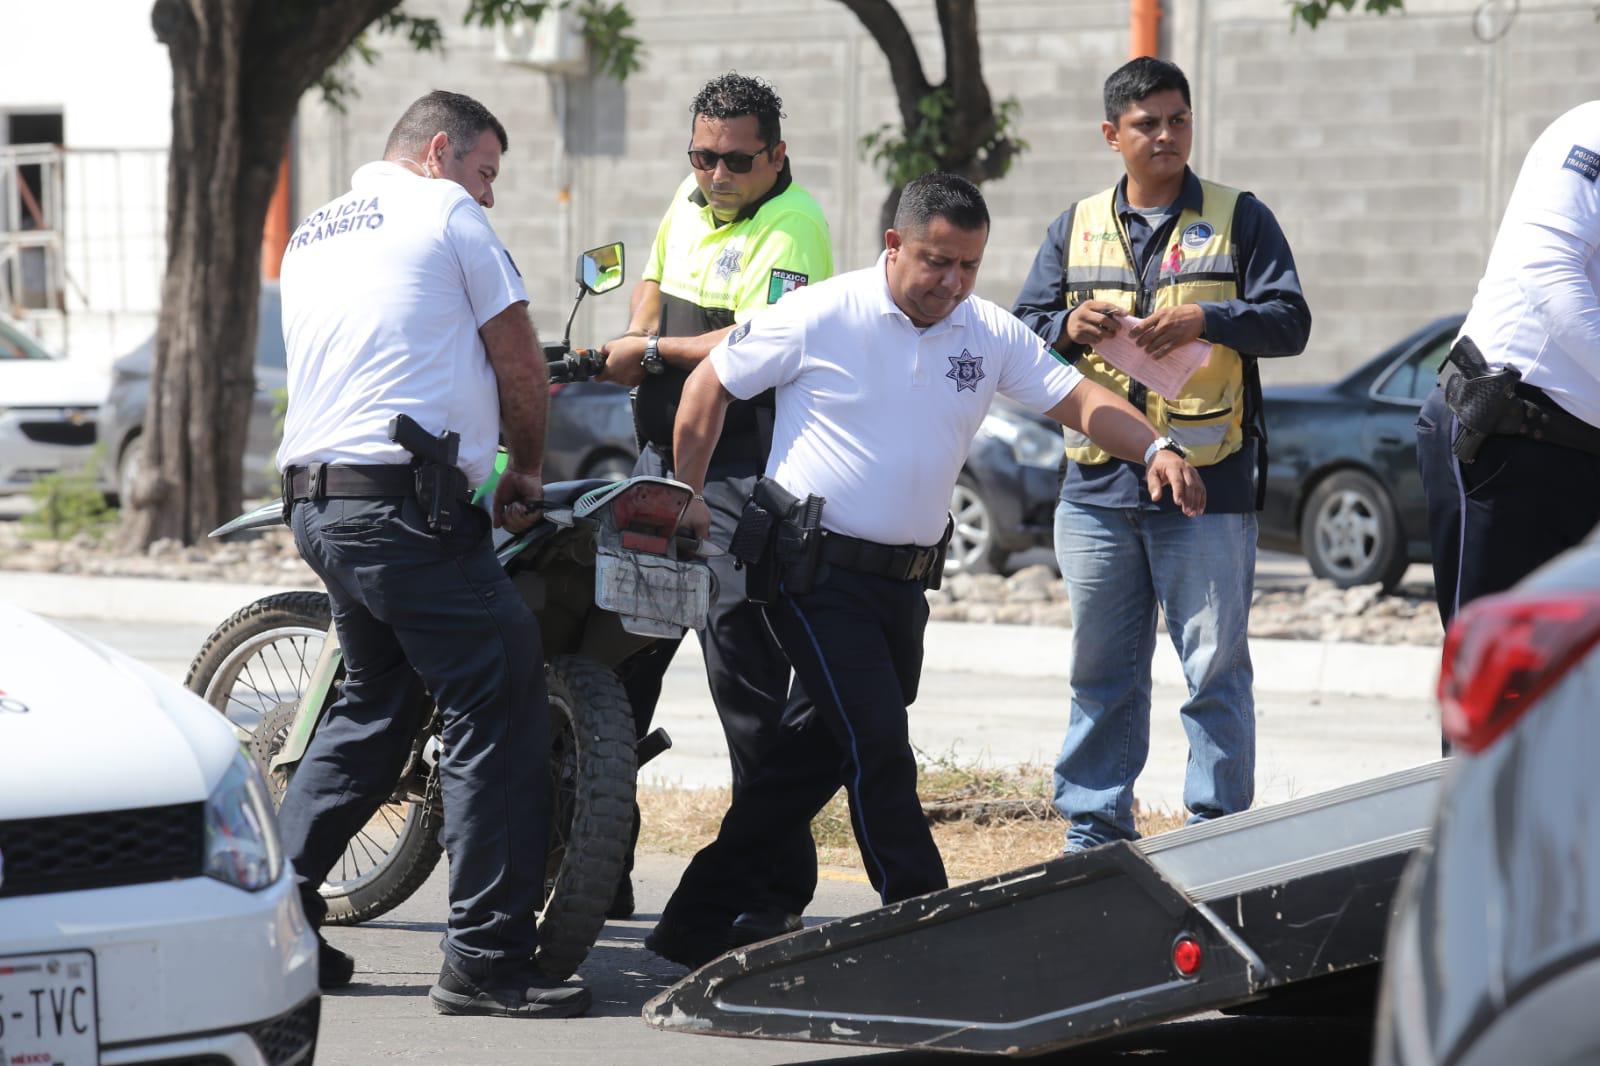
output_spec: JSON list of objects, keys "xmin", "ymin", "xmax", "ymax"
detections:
[{"xmin": 536, "ymin": 654, "xmax": 639, "ymax": 980}]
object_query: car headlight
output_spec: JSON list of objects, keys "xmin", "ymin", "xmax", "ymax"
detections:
[
  {"xmin": 979, "ymin": 410, "xmax": 1063, "ymax": 470},
  {"xmin": 204, "ymin": 750, "xmax": 283, "ymax": 891}
]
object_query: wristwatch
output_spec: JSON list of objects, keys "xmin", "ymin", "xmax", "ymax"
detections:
[
  {"xmin": 1142, "ymin": 435, "xmax": 1186, "ymax": 466},
  {"xmin": 641, "ymin": 333, "xmax": 665, "ymax": 375}
]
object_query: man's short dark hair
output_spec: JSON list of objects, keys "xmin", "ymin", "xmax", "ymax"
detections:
[
  {"xmin": 690, "ymin": 72, "xmax": 784, "ymax": 147},
  {"xmin": 893, "ymin": 172, "xmax": 990, "ymax": 235},
  {"xmin": 385, "ymin": 90, "xmax": 509, "ymax": 159},
  {"xmin": 1103, "ymin": 57, "xmax": 1191, "ymax": 124}
]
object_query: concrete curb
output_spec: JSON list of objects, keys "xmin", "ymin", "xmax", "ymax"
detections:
[{"xmin": 0, "ymin": 569, "xmax": 1441, "ymax": 701}]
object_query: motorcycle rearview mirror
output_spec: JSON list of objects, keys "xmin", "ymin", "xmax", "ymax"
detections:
[
  {"xmin": 562, "ymin": 242, "xmax": 626, "ymax": 352},
  {"xmin": 578, "ymin": 242, "xmax": 625, "ymax": 296}
]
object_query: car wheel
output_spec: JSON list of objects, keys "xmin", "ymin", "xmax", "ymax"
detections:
[
  {"xmin": 1299, "ymin": 469, "xmax": 1408, "ymax": 591},
  {"xmin": 581, "ymin": 453, "xmax": 635, "ymax": 483},
  {"xmin": 947, "ymin": 474, "xmax": 1008, "ymax": 576},
  {"xmin": 117, "ymin": 435, "xmax": 145, "ymax": 507}
]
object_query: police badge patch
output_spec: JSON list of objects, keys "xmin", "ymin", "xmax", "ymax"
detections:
[
  {"xmin": 729, "ymin": 321, "xmax": 752, "ymax": 345},
  {"xmin": 715, "ymin": 244, "xmax": 744, "ymax": 281},
  {"xmin": 946, "ymin": 349, "xmax": 985, "ymax": 393},
  {"xmin": 767, "ymin": 268, "xmax": 809, "ymax": 303}
]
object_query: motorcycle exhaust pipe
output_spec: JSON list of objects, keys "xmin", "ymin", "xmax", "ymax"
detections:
[{"xmin": 637, "ymin": 727, "xmax": 672, "ymax": 767}]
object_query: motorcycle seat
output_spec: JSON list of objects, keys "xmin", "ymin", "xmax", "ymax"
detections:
[{"xmin": 542, "ymin": 478, "xmax": 617, "ymax": 507}]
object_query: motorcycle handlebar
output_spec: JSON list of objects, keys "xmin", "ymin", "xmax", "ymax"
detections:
[{"xmin": 546, "ymin": 346, "xmax": 607, "ymax": 385}]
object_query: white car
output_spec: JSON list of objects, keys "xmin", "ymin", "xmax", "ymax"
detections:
[
  {"xmin": 0, "ymin": 604, "xmax": 319, "ymax": 1065},
  {"xmin": 0, "ymin": 318, "xmax": 110, "ymax": 494}
]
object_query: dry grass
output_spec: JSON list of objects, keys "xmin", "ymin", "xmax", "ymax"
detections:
[{"xmin": 638, "ymin": 755, "xmax": 1187, "ymax": 882}]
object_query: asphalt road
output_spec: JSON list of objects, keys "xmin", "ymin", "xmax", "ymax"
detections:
[{"xmin": 309, "ymin": 854, "xmax": 1380, "ymax": 1066}]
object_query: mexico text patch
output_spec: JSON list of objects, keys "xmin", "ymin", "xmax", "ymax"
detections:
[
  {"xmin": 767, "ymin": 268, "xmax": 809, "ymax": 303},
  {"xmin": 1563, "ymin": 144, "xmax": 1600, "ymax": 182}
]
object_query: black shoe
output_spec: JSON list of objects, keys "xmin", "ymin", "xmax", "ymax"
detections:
[
  {"xmin": 644, "ymin": 920, "xmax": 734, "ymax": 971},
  {"xmin": 428, "ymin": 962, "xmax": 591, "ymax": 1018},
  {"xmin": 730, "ymin": 910, "xmax": 803, "ymax": 947},
  {"xmin": 607, "ymin": 875, "xmax": 635, "ymax": 920},
  {"xmin": 318, "ymin": 935, "xmax": 355, "ymax": 990}
]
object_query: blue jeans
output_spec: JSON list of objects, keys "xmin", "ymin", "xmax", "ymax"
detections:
[{"xmin": 1052, "ymin": 499, "xmax": 1257, "ymax": 850}]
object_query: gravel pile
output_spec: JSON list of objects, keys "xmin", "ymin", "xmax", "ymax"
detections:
[
  {"xmin": 932, "ymin": 565, "xmax": 1443, "ymax": 647},
  {"xmin": 1, "ymin": 525, "xmax": 1442, "ymax": 646}
]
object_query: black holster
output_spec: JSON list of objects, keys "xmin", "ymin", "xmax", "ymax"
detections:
[
  {"xmin": 1443, "ymin": 336, "xmax": 1521, "ymax": 464},
  {"xmin": 731, "ymin": 477, "xmax": 826, "ymax": 602},
  {"xmin": 387, "ymin": 413, "xmax": 465, "ymax": 532}
]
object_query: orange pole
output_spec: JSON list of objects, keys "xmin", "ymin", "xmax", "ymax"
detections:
[
  {"xmin": 1130, "ymin": 0, "xmax": 1161, "ymax": 58},
  {"xmin": 261, "ymin": 151, "xmax": 290, "ymax": 280}
]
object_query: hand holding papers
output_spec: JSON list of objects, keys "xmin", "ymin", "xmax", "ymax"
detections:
[{"xmin": 1094, "ymin": 314, "xmax": 1212, "ymax": 402}]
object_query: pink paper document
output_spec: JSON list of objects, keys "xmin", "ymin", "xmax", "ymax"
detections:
[{"xmin": 1093, "ymin": 317, "xmax": 1211, "ymax": 402}]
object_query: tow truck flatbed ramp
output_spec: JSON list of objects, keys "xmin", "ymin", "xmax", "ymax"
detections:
[{"xmin": 644, "ymin": 759, "xmax": 1447, "ymax": 1057}]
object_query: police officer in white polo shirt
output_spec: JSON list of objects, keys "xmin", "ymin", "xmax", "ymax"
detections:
[
  {"xmin": 274, "ymin": 91, "xmax": 589, "ymax": 1019},
  {"xmin": 1419, "ymin": 100, "xmax": 1600, "ymax": 634},
  {"xmin": 642, "ymin": 172, "xmax": 1204, "ymax": 969}
]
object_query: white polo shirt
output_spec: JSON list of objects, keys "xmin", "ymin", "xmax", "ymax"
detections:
[
  {"xmin": 1461, "ymin": 100, "xmax": 1600, "ymax": 429},
  {"xmin": 277, "ymin": 161, "xmax": 528, "ymax": 486},
  {"xmin": 710, "ymin": 255, "xmax": 1084, "ymax": 546}
]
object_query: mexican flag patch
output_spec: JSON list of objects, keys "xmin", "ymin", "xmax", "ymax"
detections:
[{"xmin": 767, "ymin": 268, "xmax": 809, "ymax": 303}]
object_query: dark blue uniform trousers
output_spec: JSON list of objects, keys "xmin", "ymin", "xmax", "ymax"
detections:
[
  {"xmin": 619, "ymin": 446, "xmax": 818, "ymax": 915},
  {"xmin": 659, "ymin": 565, "xmax": 947, "ymax": 932},
  {"xmin": 1417, "ymin": 385, "xmax": 1600, "ymax": 628},
  {"xmin": 277, "ymin": 494, "xmax": 550, "ymax": 985}
]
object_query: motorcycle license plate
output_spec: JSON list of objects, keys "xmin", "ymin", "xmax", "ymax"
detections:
[
  {"xmin": 594, "ymin": 547, "xmax": 711, "ymax": 637},
  {"xmin": 0, "ymin": 951, "xmax": 98, "ymax": 1065}
]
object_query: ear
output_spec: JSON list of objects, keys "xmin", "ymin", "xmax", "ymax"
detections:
[
  {"xmin": 768, "ymin": 139, "xmax": 787, "ymax": 169},
  {"xmin": 1101, "ymin": 119, "xmax": 1120, "ymax": 153},
  {"xmin": 427, "ymin": 130, "xmax": 451, "ymax": 168},
  {"xmin": 884, "ymin": 229, "xmax": 903, "ymax": 259}
]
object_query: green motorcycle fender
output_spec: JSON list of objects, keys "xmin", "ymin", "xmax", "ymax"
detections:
[{"xmin": 271, "ymin": 621, "xmax": 343, "ymax": 773}]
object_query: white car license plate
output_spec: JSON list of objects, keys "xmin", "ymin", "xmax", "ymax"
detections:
[{"xmin": 0, "ymin": 951, "xmax": 98, "ymax": 1066}]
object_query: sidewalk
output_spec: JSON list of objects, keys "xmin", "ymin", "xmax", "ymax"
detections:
[{"xmin": 0, "ymin": 568, "xmax": 1442, "ymax": 701}]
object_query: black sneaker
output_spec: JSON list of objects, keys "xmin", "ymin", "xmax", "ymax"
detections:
[
  {"xmin": 428, "ymin": 962, "xmax": 591, "ymax": 1018},
  {"xmin": 318, "ymin": 936, "xmax": 355, "ymax": 990},
  {"xmin": 730, "ymin": 910, "xmax": 803, "ymax": 947},
  {"xmin": 607, "ymin": 875, "xmax": 635, "ymax": 920},
  {"xmin": 643, "ymin": 920, "xmax": 733, "ymax": 971}
]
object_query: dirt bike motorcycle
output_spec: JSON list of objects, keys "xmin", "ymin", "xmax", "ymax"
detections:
[{"xmin": 186, "ymin": 243, "xmax": 710, "ymax": 979}]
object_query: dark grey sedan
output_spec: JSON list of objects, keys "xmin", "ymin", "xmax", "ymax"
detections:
[
  {"xmin": 101, "ymin": 284, "xmax": 287, "ymax": 502},
  {"xmin": 1375, "ymin": 532, "xmax": 1600, "ymax": 1066},
  {"xmin": 1260, "ymin": 314, "xmax": 1463, "ymax": 590}
]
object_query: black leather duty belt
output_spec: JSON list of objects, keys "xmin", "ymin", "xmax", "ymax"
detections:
[
  {"xmin": 285, "ymin": 462, "xmax": 418, "ymax": 501},
  {"xmin": 820, "ymin": 530, "xmax": 941, "ymax": 583}
]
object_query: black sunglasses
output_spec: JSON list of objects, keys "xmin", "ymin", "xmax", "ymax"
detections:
[{"xmin": 686, "ymin": 144, "xmax": 774, "ymax": 174}]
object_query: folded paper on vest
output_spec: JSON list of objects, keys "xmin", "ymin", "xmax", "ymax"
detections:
[{"xmin": 1094, "ymin": 318, "xmax": 1212, "ymax": 402}]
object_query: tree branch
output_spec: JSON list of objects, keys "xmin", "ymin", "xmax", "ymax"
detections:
[{"xmin": 835, "ymin": 0, "xmax": 931, "ymax": 131}]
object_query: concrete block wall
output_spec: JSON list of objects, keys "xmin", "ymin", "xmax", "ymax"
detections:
[{"xmin": 295, "ymin": 0, "xmax": 1600, "ymax": 384}]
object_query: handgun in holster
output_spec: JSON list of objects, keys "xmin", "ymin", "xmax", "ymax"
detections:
[
  {"xmin": 387, "ymin": 413, "xmax": 467, "ymax": 533},
  {"xmin": 731, "ymin": 477, "xmax": 827, "ymax": 600},
  {"xmin": 1441, "ymin": 337, "xmax": 1521, "ymax": 464}
]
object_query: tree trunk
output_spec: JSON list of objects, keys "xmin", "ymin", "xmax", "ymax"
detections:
[
  {"xmin": 131, "ymin": 0, "xmax": 395, "ymax": 547},
  {"xmin": 836, "ymin": 0, "xmax": 1012, "ymax": 234}
]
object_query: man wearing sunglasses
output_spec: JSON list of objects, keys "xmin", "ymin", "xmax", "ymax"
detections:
[{"xmin": 598, "ymin": 72, "xmax": 833, "ymax": 950}]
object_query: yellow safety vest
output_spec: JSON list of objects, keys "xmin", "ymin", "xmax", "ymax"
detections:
[{"xmin": 1061, "ymin": 180, "xmax": 1246, "ymax": 467}]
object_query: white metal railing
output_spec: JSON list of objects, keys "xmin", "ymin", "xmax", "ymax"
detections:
[{"xmin": 1, "ymin": 144, "xmax": 168, "ymax": 357}]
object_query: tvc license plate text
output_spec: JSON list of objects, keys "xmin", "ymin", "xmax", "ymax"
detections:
[{"xmin": 0, "ymin": 951, "xmax": 97, "ymax": 1066}]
